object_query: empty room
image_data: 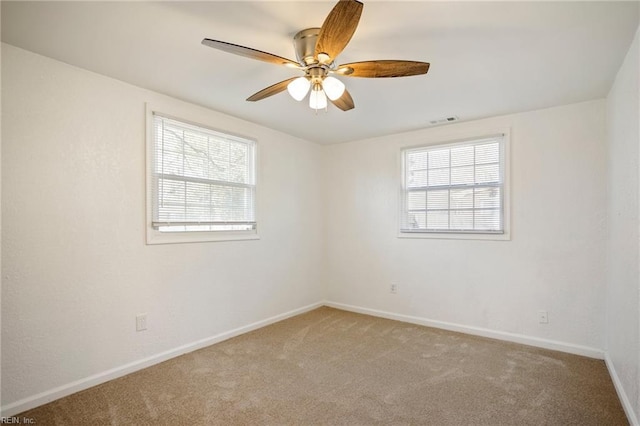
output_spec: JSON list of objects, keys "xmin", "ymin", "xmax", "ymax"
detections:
[{"xmin": 1, "ymin": 0, "xmax": 639, "ymax": 424}]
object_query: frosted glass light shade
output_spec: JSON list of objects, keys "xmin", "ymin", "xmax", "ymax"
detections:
[
  {"xmin": 322, "ymin": 76, "xmax": 346, "ymax": 101},
  {"xmin": 287, "ymin": 77, "xmax": 311, "ymax": 101},
  {"xmin": 309, "ymin": 88, "xmax": 327, "ymax": 110}
]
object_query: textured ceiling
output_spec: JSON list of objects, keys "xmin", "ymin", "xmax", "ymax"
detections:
[{"xmin": 2, "ymin": 1, "xmax": 638, "ymax": 144}]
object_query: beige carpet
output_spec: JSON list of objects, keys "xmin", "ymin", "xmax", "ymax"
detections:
[{"xmin": 18, "ymin": 307, "xmax": 627, "ymax": 425}]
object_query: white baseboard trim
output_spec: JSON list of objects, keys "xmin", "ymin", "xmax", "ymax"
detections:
[
  {"xmin": 605, "ymin": 352, "xmax": 639, "ymax": 426},
  {"xmin": 1, "ymin": 301, "xmax": 324, "ymax": 417},
  {"xmin": 2, "ymin": 300, "xmax": 610, "ymax": 417},
  {"xmin": 325, "ymin": 301, "xmax": 605, "ymax": 359}
]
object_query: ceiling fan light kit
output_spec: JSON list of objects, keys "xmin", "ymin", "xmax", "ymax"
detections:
[
  {"xmin": 202, "ymin": 0, "xmax": 430, "ymax": 113},
  {"xmin": 323, "ymin": 76, "xmax": 346, "ymax": 101},
  {"xmin": 309, "ymin": 84, "xmax": 328, "ymax": 110},
  {"xmin": 287, "ymin": 77, "xmax": 311, "ymax": 101}
]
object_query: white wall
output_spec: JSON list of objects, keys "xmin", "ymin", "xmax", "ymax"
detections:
[
  {"xmin": 606, "ymin": 28, "xmax": 640, "ymax": 423},
  {"xmin": 324, "ymin": 100, "xmax": 608, "ymax": 355},
  {"xmin": 1, "ymin": 44, "xmax": 325, "ymax": 410},
  {"xmin": 1, "ymin": 33, "xmax": 636, "ymax": 419}
]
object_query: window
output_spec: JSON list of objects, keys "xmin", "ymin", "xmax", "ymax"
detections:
[
  {"xmin": 400, "ymin": 134, "xmax": 508, "ymax": 237},
  {"xmin": 148, "ymin": 112, "xmax": 257, "ymax": 243}
]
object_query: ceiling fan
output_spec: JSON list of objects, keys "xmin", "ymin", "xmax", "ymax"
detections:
[{"xmin": 202, "ymin": 0, "xmax": 430, "ymax": 112}]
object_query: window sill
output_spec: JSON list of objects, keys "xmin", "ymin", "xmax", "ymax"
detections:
[{"xmin": 397, "ymin": 231, "xmax": 510, "ymax": 241}]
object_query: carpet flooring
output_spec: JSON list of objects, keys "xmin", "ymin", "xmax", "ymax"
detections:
[{"xmin": 18, "ymin": 307, "xmax": 627, "ymax": 425}]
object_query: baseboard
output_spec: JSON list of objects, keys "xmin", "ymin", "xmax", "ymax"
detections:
[
  {"xmin": 1, "ymin": 301, "xmax": 324, "ymax": 417},
  {"xmin": 324, "ymin": 301, "xmax": 605, "ymax": 359},
  {"xmin": 605, "ymin": 352, "xmax": 639, "ymax": 426},
  {"xmin": 2, "ymin": 300, "xmax": 609, "ymax": 417}
]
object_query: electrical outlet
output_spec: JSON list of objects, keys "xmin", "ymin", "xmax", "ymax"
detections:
[
  {"xmin": 136, "ymin": 314, "xmax": 147, "ymax": 331},
  {"xmin": 390, "ymin": 283, "xmax": 398, "ymax": 294},
  {"xmin": 538, "ymin": 310, "xmax": 548, "ymax": 324}
]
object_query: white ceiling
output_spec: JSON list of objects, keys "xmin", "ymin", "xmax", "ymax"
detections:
[{"xmin": 2, "ymin": 1, "xmax": 638, "ymax": 144}]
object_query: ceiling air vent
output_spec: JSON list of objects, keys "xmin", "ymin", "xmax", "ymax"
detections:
[{"xmin": 429, "ymin": 116, "xmax": 459, "ymax": 126}]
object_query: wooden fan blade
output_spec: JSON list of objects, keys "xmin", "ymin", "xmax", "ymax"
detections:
[
  {"xmin": 315, "ymin": 0, "xmax": 363, "ymax": 63},
  {"xmin": 246, "ymin": 77, "xmax": 298, "ymax": 102},
  {"xmin": 338, "ymin": 60, "xmax": 430, "ymax": 78},
  {"xmin": 202, "ymin": 39, "xmax": 299, "ymax": 67},
  {"xmin": 330, "ymin": 88, "xmax": 355, "ymax": 111}
]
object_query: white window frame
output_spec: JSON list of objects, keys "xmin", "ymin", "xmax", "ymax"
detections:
[
  {"xmin": 398, "ymin": 129, "xmax": 510, "ymax": 241},
  {"xmin": 145, "ymin": 103, "xmax": 259, "ymax": 245}
]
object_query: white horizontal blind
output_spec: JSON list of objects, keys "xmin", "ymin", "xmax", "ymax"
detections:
[
  {"xmin": 401, "ymin": 136, "xmax": 504, "ymax": 233},
  {"xmin": 152, "ymin": 114, "xmax": 256, "ymax": 233}
]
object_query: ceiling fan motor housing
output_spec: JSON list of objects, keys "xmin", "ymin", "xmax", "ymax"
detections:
[{"xmin": 293, "ymin": 28, "xmax": 321, "ymax": 66}]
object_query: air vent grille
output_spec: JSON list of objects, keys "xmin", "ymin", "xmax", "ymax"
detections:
[{"xmin": 429, "ymin": 116, "xmax": 459, "ymax": 126}]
